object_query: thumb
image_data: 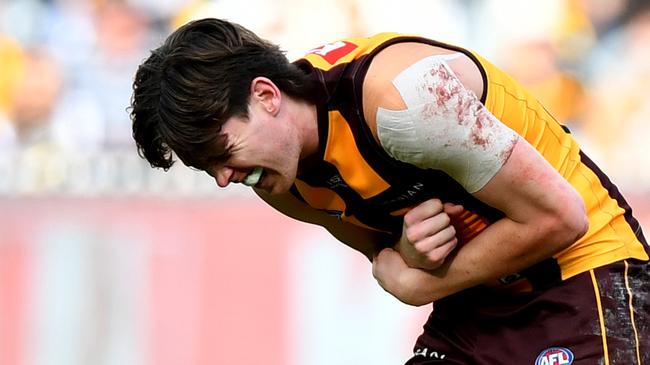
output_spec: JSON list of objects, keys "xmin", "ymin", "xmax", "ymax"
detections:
[
  {"xmin": 443, "ymin": 203, "xmax": 465, "ymax": 218},
  {"xmin": 372, "ymin": 247, "xmax": 408, "ymax": 290}
]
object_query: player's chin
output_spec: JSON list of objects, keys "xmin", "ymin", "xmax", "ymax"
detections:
[
  {"xmin": 262, "ymin": 175, "xmax": 293, "ymax": 195},
  {"xmin": 269, "ymin": 183, "xmax": 292, "ymax": 195}
]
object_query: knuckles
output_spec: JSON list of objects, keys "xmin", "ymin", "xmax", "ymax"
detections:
[{"xmin": 403, "ymin": 199, "xmax": 444, "ymax": 226}]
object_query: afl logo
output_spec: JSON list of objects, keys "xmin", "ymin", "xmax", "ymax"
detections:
[{"xmin": 535, "ymin": 347, "xmax": 574, "ymax": 365}]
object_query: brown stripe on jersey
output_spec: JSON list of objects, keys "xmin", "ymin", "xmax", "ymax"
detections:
[
  {"xmin": 336, "ymin": 36, "xmax": 505, "ymax": 222},
  {"xmin": 289, "ymin": 185, "xmax": 306, "ymax": 203},
  {"xmin": 294, "ymin": 180, "xmax": 346, "ymax": 212},
  {"xmin": 325, "ymin": 110, "xmax": 390, "ymax": 199},
  {"xmin": 298, "ymin": 161, "xmax": 404, "ymax": 233},
  {"xmin": 407, "ymin": 262, "xmax": 650, "ymax": 363},
  {"xmin": 331, "ymin": 87, "xmax": 505, "ymax": 223},
  {"xmin": 295, "ymin": 35, "xmax": 507, "ymax": 232},
  {"xmin": 579, "ymin": 150, "xmax": 648, "ymax": 249},
  {"xmin": 520, "ymin": 258, "xmax": 562, "ymax": 290}
]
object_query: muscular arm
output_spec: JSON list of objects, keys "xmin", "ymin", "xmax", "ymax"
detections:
[
  {"xmin": 373, "ymin": 138, "xmax": 589, "ymax": 305},
  {"xmin": 257, "ymin": 187, "xmax": 464, "ymax": 271},
  {"xmin": 254, "ymin": 188, "xmax": 392, "ymax": 262},
  {"xmin": 365, "ymin": 43, "xmax": 589, "ymax": 305}
]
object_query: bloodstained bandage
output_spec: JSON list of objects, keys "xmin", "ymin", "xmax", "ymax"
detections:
[{"xmin": 376, "ymin": 54, "xmax": 519, "ymax": 193}]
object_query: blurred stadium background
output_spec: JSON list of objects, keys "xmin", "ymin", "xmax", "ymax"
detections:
[{"xmin": 1, "ymin": 0, "xmax": 649, "ymax": 364}]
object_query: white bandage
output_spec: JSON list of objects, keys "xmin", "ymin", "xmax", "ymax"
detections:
[{"xmin": 376, "ymin": 54, "xmax": 519, "ymax": 193}]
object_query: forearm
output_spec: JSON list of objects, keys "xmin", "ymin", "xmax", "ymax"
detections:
[
  {"xmin": 376, "ymin": 213, "xmax": 585, "ymax": 306},
  {"xmin": 326, "ymin": 222, "xmax": 394, "ymax": 262},
  {"xmin": 254, "ymin": 189, "xmax": 395, "ymax": 262},
  {"xmin": 402, "ymin": 138, "xmax": 589, "ymax": 301}
]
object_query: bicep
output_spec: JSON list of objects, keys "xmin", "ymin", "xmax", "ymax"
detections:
[
  {"xmin": 366, "ymin": 48, "xmax": 586, "ymax": 230},
  {"xmin": 367, "ymin": 49, "xmax": 518, "ymax": 193},
  {"xmin": 472, "ymin": 137, "xmax": 586, "ymax": 227}
]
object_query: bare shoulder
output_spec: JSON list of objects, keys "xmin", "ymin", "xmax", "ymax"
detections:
[{"xmin": 362, "ymin": 42, "xmax": 484, "ymax": 142}]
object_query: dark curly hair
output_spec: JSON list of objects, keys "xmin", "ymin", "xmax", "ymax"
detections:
[{"xmin": 130, "ymin": 18, "xmax": 314, "ymax": 170}]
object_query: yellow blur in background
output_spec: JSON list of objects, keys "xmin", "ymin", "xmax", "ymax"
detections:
[{"xmin": 1, "ymin": 1, "xmax": 648, "ymax": 365}]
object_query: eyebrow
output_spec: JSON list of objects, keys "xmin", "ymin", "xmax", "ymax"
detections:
[{"xmin": 197, "ymin": 142, "xmax": 233, "ymax": 172}]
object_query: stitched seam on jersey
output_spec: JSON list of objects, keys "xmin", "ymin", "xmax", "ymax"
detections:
[
  {"xmin": 574, "ymin": 166, "xmax": 625, "ymax": 259},
  {"xmin": 489, "ymin": 81, "xmax": 636, "ymax": 260},
  {"xmin": 575, "ymin": 157, "xmax": 642, "ymax": 261},
  {"xmin": 623, "ymin": 260, "xmax": 643, "ymax": 364},
  {"xmin": 490, "ymin": 80, "xmax": 570, "ymax": 149},
  {"xmin": 590, "ymin": 269, "xmax": 610, "ymax": 365},
  {"xmin": 580, "ymin": 156, "xmax": 627, "ymax": 254},
  {"xmin": 576, "ymin": 165, "xmax": 611, "ymax": 218}
]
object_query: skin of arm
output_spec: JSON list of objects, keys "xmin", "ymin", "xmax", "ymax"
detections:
[
  {"xmin": 363, "ymin": 43, "xmax": 590, "ymax": 306},
  {"xmin": 254, "ymin": 189, "xmax": 461, "ymax": 267},
  {"xmin": 254, "ymin": 188, "xmax": 391, "ymax": 262}
]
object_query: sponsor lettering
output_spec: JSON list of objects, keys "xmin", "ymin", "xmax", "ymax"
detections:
[
  {"xmin": 414, "ymin": 347, "xmax": 446, "ymax": 362},
  {"xmin": 380, "ymin": 182, "xmax": 426, "ymax": 206}
]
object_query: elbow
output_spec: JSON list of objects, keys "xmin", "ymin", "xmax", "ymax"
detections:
[
  {"xmin": 408, "ymin": 296, "xmax": 436, "ymax": 307},
  {"xmin": 396, "ymin": 289, "xmax": 434, "ymax": 307},
  {"xmin": 565, "ymin": 196, "xmax": 589, "ymax": 243},
  {"xmin": 394, "ymin": 276, "xmax": 437, "ymax": 307},
  {"xmin": 550, "ymin": 200, "xmax": 589, "ymax": 250},
  {"xmin": 403, "ymin": 299, "xmax": 432, "ymax": 307},
  {"xmin": 571, "ymin": 211, "xmax": 589, "ymax": 243},
  {"xmin": 382, "ymin": 275, "xmax": 435, "ymax": 307}
]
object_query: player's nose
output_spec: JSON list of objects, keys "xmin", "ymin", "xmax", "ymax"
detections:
[{"xmin": 214, "ymin": 166, "xmax": 234, "ymax": 188}]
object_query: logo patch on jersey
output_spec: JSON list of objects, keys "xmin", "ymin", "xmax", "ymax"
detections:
[
  {"xmin": 535, "ymin": 347, "xmax": 574, "ymax": 365},
  {"xmin": 306, "ymin": 41, "xmax": 358, "ymax": 64},
  {"xmin": 325, "ymin": 174, "xmax": 348, "ymax": 190}
]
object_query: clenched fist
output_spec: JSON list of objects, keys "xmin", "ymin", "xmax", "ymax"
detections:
[{"xmin": 396, "ymin": 199, "xmax": 464, "ymax": 270}]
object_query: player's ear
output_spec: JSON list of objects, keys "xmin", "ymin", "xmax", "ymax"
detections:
[{"xmin": 251, "ymin": 77, "xmax": 281, "ymax": 115}]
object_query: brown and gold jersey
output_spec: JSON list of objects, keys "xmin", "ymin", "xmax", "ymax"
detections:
[{"xmin": 290, "ymin": 33, "xmax": 648, "ymax": 287}]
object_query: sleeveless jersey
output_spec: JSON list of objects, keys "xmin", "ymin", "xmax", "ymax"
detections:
[{"xmin": 290, "ymin": 33, "xmax": 648, "ymax": 289}]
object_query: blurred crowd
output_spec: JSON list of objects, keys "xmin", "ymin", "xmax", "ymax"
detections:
[{"xmin": 0, "ymin": 0, "xmax": 649, "ymax": 197}]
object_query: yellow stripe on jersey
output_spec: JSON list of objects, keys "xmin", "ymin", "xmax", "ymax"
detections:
[
  {"xmin": 624, "ymin": 261, "xmax": 643, "ymax": 365},
  {"xmin": 472, "ymin": 51, "xmax": 649, "ymax": 279},
  {"xmin": 294, "ymin": 180, "xmax": 346, "ymax": 213},
  {"xmin": 325, "ymin": 111, "xmax": 390, "ymax": 199},
  {"xmin": 294, "ymin": 179, "xmax": 390, "ymax": 233},
  {"xmin": 590, "ymin": 270, "xmax": 610, "ymax": 365},
  {"xmin": 294, "ymin": 33, "xmax": 648, "ymax": 287}
]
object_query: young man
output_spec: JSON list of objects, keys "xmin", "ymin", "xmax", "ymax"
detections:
[{"xmin": 130, "ymin": 18, "xmax": 649, "ymax": 364}]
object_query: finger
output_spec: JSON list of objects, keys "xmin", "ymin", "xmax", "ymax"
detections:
[
  {"xmin": 423, "ymin": 237, "xmax": 458, "ymax": 266},
  {"xmin": 405, "ymin": 212, "xmax": 451, "ymax": 243},
  {"xmin": 374, "ymin": 247, "xmax": 408, "ymax": 272},
  {"xmin": 443, "ymin": 203, "xmax": 465, "ymax": 217},
  {"xmin": 406, "ymin": 239, "xmax": 457, "ymax": 271},
  {"xmin": 404, "ymin": 199, "xmax": 443, "ymax": 226},
  {"xmin": 420, "ymin": 212, "xmax": 453, "ymax": 237},
  {"xmin": 413, "ymin": 225, "xmax": 457, "ymax": 253}
]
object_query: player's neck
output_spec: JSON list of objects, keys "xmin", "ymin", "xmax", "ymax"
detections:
[{"xmin": 290, "ymin": 99, "xmax": 319, "ymax": 175}]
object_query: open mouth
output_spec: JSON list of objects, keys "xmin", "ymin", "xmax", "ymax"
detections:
[{"xmin": 242, "ymin": 167, "xmax": 264, "ymax": 187}]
